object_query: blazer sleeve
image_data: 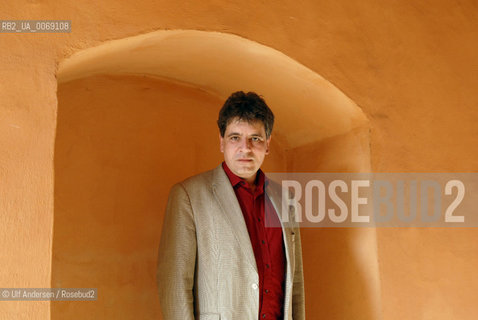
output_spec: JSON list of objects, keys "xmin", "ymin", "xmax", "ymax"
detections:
[
  {"xmin": 292, "ymin": 224, "xmax": 306, "ymax": 319},
  {"xmin": 156, "ymin": 183, "xmax": 197, "ymax": 320}
]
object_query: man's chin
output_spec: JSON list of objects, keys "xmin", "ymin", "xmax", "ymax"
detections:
[
  {"xmin": 238, "ymin": 165, "xmax": 257, "ymax": 174},
  {"xmin": 234, "ymin": 167, "xmax": 255, "ymax": 176}
]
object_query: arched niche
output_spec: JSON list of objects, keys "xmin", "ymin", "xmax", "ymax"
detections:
[
  {"xmin": 58, "ymin": 29, "xmax": 368, "ymax": 149},
  {"xmin": 53, "ymin": 30, "xmax": 379, "ymax": 320}
]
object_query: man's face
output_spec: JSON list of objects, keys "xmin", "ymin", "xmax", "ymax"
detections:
[{"xmin": 220, "ymin": 118, "xmax": 271, "ymax": 184}]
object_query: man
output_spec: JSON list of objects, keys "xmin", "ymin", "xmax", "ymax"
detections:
[{"xmin": 157, "ymin": 91, "xmax": 305, "ymax": 320}]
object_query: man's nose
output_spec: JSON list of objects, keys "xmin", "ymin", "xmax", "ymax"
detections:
[{"xmin": 239, "ymin": 138, "xmax": 252, "ymax": 151}]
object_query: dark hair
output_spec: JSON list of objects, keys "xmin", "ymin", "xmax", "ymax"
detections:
[{"xmin": 217, "ymin": 91, "xmax": 274, "ymax": 138}]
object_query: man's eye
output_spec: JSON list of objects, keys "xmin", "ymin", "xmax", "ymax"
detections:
[
  {"xmin": 230, "ymin": 136, "xmax": 239, "ymax": 141},
  {"xmin": 251, "ymin": 137, "xmax": 261, "ymax": 142}
]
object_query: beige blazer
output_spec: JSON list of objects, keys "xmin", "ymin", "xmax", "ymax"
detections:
[{"xmin": 157, "ymin": 164, "xmax": 305, "ymax": 320}]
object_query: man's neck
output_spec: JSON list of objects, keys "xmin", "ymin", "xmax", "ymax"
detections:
[
  {"xmin": 222, "ymin": 161, "xmax": 263, "ymax": 192},
  {"xmin": 245, "ymin": 173, "xmax": 257, "ymax": 191},
  {"xmin": 248, "ymin": 181, "xmax": 257, "ymax": 192}
]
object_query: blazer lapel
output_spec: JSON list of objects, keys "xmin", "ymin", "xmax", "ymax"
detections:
[
  {"xmin": 265, "ymin": 179, "xmax": 294, "ymax": 310},
  {"xmin": 211, "ymin": 165, "xmax": 257, "ymax": 272}
]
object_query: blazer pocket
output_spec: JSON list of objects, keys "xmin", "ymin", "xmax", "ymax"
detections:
[{"xmin": 198, "ymin": 313, "xmax": 220, "ymax": 320}]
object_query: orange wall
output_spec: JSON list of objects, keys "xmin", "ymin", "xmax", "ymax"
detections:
[{"xmin": 1, "ymin": 1, "xmax": 478, "ymax": 319}]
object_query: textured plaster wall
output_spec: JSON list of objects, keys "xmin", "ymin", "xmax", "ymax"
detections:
[
  {"xmin": 0, "ymin": 24, "xmax": 58, "ymax": 320},
  {"xmin": 1, "ymin": 0, "xmax": 478, "ymax": 319}
]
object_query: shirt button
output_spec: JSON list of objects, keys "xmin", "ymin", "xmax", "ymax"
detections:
[
  {"xmin": 262, "ymin": 314, "xmax": 266, "ymax": 318},
  {"xmin": 266, "ymin": 264, "xmax": 270, "ymax": 268},
  {"xmin": 265, "ymin": 289, "xmax": 270, "ymax": 293},
  {"xmin": 251, "ymin": 283, "xmax": 258, "ymax": 290},
  {"xmin": 262, "ymin": 240, "xmax": 266, "ymax": 244}
]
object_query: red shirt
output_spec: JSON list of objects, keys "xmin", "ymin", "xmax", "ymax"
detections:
[{"xmin": 222, "ymin": 162, "xmax": 286, "ymax": 320}]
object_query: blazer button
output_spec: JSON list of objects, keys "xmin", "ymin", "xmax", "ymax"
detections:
[{"xmin": 251, "ymin": 283, "xmax": 258, "ymax": 290}]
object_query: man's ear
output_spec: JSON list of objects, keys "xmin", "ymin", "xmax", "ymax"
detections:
[
  {"xmin": 265, "ymin": 135, "xmax": 271, "ymax": 155},
  {"xmin": 219, "ymin": 133, "xmax": 224, "ymax": 153}
]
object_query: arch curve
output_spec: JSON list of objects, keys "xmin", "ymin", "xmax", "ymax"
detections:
[{"xmin": 58, "ymin": 29, "xmax": 368, "ymax": 148}]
